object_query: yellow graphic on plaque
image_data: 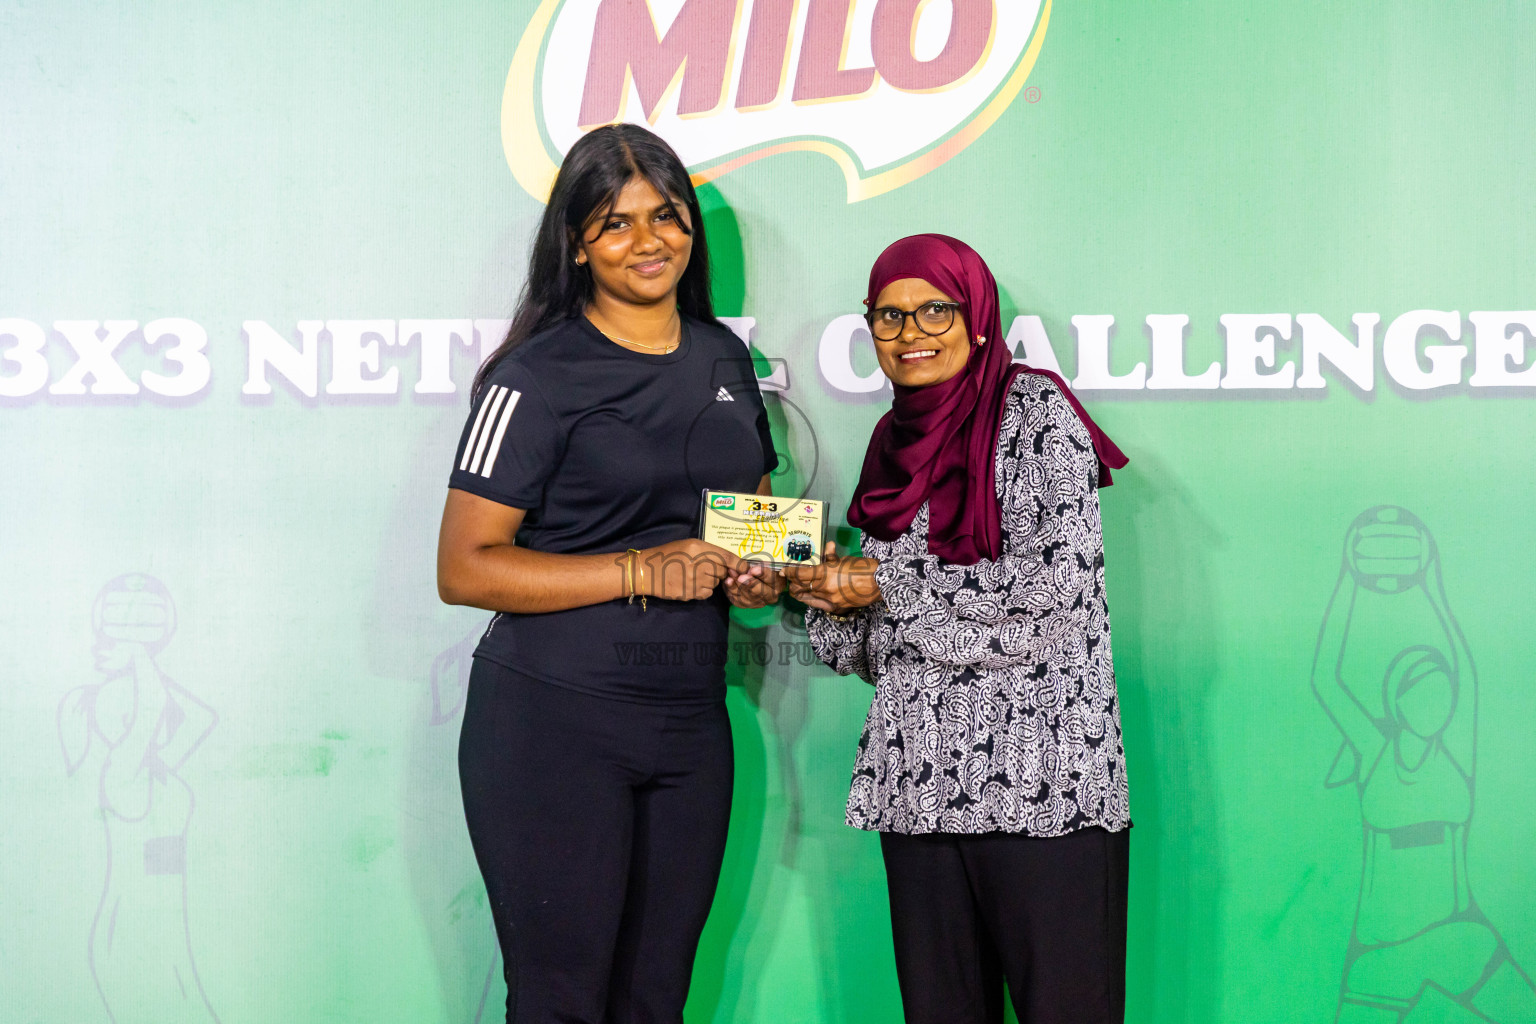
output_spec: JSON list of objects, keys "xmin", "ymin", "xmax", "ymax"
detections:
[{"xmin": 699, "ymin": 491, "xmax": 825, "ymax": 568}]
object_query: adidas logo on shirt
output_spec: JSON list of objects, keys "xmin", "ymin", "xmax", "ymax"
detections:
[{"xmin": 715, "ymin": 387, "xmax": 734, "ymax": 402}]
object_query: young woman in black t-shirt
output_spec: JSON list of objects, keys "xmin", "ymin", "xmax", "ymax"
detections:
[{"xmin": 437, "ymin": 124, "xmax": 783, "ymax": 1023}]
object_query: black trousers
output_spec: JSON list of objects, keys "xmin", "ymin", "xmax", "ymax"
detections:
[
  {"xmin": 458, "ymin": 659, "xmax": 733, "ymax": 1024},
  {"xmin": 880, "ymin": 826, "xmax": 1130, "ymax": 1024}
]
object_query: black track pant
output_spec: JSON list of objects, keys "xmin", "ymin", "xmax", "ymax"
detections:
[
  {"xmin": 880, "ymin": 826, "xmax": 1130, "ymax": 1024},
  {"xmin": 458, "ymin": 659, "xmax": 733, "ymax": 1024}
]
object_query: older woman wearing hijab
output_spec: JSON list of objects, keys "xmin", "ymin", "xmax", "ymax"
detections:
[{"xmin": 784, "ymin": 234, "xmax": 1132, "ymax": 1024}]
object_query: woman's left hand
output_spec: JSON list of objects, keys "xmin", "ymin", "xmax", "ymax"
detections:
[
  {"xmin": 783, "ymin": 543, "xmax": 882, "ymax": 614},
  {"xmin": 723, "ymin": 562, "xmax": 786, "ymax": 609}
]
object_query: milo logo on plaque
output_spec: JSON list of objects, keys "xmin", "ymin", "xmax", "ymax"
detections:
[
  {"xmin": 711, "ymin": 494, "xmax": 736, "ymax": 510},
  {"xmin": 503, "ymin": 0, "xmax": 1050, "ymax": 202}
]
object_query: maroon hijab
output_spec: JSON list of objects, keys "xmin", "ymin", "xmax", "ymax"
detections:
[{"xmin": 846, "ymin": 234, "xmax": 1128, "ymax": 565}]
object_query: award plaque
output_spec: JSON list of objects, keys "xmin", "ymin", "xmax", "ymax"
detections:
[{"xmin": 699, "ymin": 490, "xmax": 825, "ymax": 568}]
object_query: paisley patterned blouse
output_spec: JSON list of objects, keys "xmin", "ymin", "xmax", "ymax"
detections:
[{"xmin": 806, "ymin": 373, "xmax": 1131, "ymax": 836}]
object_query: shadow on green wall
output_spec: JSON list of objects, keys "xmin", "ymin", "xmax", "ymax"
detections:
[
  {"xmin": 687, "ymin": 638, "xmax": 775, "ymax": 1022},
  {"xmin": 698, "ymin": 184, "xmax": 746, "ymax": 317},
  {"xmin": 685, "ymin": 190, "xmax": 908, "ymax": 1017},
  {"xmin": 1100, "ymin": 449, "xmax": 1227, "ymax": 1023}
]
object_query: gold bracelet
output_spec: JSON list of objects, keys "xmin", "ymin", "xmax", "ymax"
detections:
[{"xmin": 627, "ymin": 548, "xmax": 646, "ymax": 610}]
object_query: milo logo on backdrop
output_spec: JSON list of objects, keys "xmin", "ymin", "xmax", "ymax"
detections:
[{"xmin": 503, "ymin": 0, "xmax": 1050, "ymax": 202}]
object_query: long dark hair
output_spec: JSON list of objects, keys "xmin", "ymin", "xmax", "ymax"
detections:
[{"xmin": 473, "ymin": 124, "xmax": 716, "ymax": 398}]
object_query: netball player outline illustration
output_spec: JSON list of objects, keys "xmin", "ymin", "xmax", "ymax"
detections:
[
  {"xmin": 1311, "ymin": 507, "xmax": 1536, "ymax": 1023},
  {"xmin": 57, "ymin": 574, "xmax": 221, "ymax": 1023}
]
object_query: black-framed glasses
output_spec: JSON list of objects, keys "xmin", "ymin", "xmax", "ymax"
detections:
[{"xmin": 865, "ymin": 301, "xmax": 962, "ymax": 341}]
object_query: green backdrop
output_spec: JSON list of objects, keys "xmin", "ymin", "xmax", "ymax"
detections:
[{"xmin": 3, "ymin": 3, "xmax": 1534, "ymax": 1022}]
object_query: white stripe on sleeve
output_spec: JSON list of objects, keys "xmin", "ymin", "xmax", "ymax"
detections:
[
  {"xmin": 458, "ymin": 385, "xmax": 501, "ymax": 471},
  {"xmin": 480, "ymin": 390, "xmax": 521, "ymax": 478},
  {"xmin": 467, "ymin": 386, "xmax": 509, "ymax": 474}
]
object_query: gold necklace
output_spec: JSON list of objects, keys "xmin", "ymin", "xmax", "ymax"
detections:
[
  {"xmin": 609, "ymin": 333, "xmax": 676, "ymax": 353},
  {"xmin": 589, "ymin": 312, "xmax": 680, "ymax": 354}
]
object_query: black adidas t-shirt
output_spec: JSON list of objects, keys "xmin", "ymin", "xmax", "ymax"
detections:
[{"xmin": 448, "ymin": 314, "xmax": 777, "ymax": 705}]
